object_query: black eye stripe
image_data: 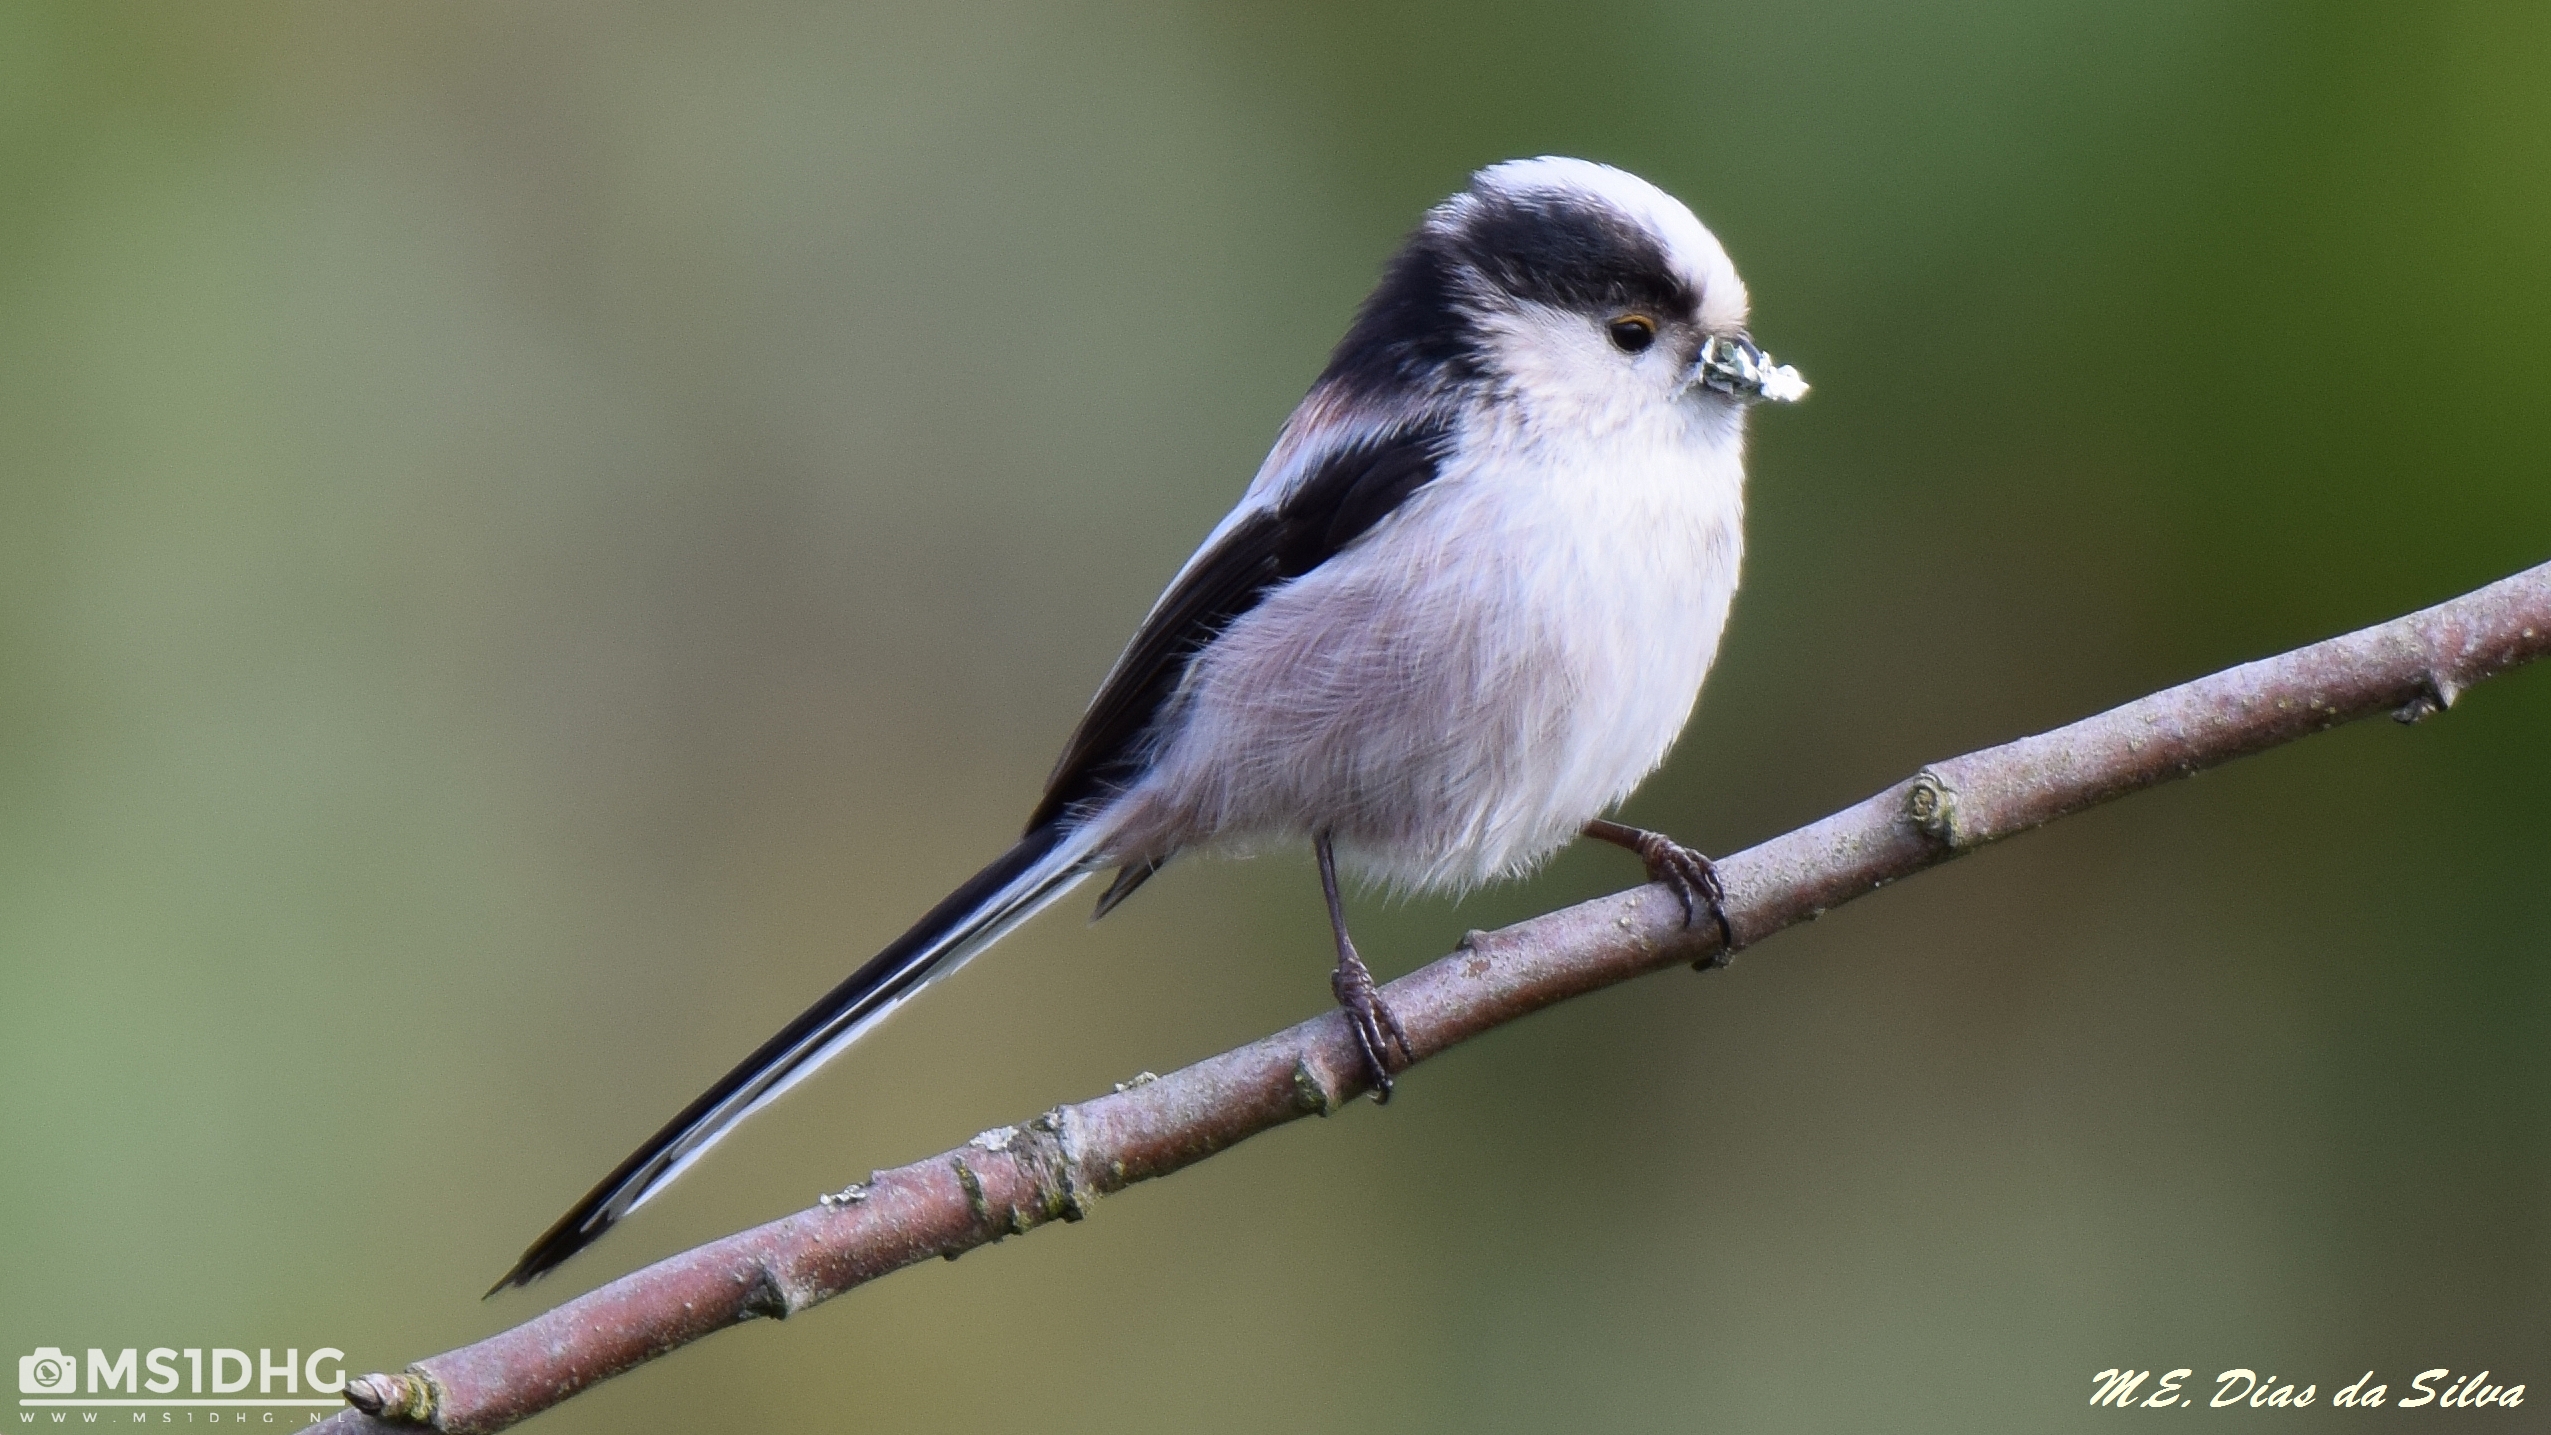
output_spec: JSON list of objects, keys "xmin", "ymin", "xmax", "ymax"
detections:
[{"xmin": 1607, "ymin": 316, "xmax": 1656, "ymax": 353}]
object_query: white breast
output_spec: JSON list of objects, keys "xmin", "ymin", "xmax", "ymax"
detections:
[{"xmin": 1100, "ymin": 396, "xmax": 1747, "ymax": 894}]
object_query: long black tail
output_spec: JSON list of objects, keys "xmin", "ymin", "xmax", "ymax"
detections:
[{"xmin": 491, "ymin": 821, "xmax": 1097, "ymax": 1292}]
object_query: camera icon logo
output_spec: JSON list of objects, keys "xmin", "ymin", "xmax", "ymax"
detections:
[{"xmin": 19, "ymin": 1348, "xmax": 79, "ymax": 1395}]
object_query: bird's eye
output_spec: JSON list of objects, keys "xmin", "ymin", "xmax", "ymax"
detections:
[{"xmin": 1606, "ymin": 315, "xmax": 1657, "ymax": 353}]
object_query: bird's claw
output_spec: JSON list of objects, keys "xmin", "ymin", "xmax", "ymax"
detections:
[
  {"xmin": 1628, "ymin": 830, "xmax": 1736, "ymax": 964},
  {"xmin": 1331, "ymin": 954, "xmax": 1413, "ymax": 1102}
]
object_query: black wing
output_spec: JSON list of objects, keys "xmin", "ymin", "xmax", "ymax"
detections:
[{"xmin": 1027, "ymin": 418, "xmax": 1453, "ymax": 833}]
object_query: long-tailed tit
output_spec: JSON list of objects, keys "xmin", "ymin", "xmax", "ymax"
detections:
[{"xmin": 496, "ymin": 156, "xmax": 1805, "ymax": 1289}]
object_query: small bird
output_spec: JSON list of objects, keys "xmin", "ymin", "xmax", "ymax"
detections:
[{"xmin": 495, "ymin": 156, "xmax": 1804, "ymax": 1290}]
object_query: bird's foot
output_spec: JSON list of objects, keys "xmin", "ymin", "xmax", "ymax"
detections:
[
  {"xmin": 1330, "ymin": 944, "xmax": 1414, "ymax": 1103},
  {"xmin": 1585, "ymin": 819, "xmax": 1736, "ymax": 966}
]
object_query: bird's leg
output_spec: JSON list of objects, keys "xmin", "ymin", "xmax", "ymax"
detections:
[
  {"xmin": 1315, "ymin": 831, "xmax": 1414, "ymax": 1102},
  {"xmin": 1583, "ymin": 818, "xmax": 1736, "ymax": 967}
]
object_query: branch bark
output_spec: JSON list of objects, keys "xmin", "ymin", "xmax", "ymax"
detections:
[{"xmin": 321, "ymin": 559, "xmax": 2551, "ymax": 1434}]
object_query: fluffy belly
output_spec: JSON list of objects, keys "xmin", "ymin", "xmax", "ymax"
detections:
[{"xmin": 1099, "ymin": 445, "xmax": 1743, "ymax": 893}]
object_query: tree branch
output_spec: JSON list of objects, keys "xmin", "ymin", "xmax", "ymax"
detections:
[{"xmin": 320, "ymin": 559, "xmax": 2551, "ymax": 1434}]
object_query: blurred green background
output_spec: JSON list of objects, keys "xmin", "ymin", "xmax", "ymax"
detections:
[{"xmin": 4, "ymin": 2, "xmax": 2547, "ymax": 1430}]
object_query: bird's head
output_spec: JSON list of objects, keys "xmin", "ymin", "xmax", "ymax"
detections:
[{"xmin": 1319, "ymin": 157, "xmax": 1803, "ymax": 429}]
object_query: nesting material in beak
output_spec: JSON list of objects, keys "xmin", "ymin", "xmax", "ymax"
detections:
[{"xmin": 1694, "ymin": 335, "xmax": 1808, "ymax": 403}]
